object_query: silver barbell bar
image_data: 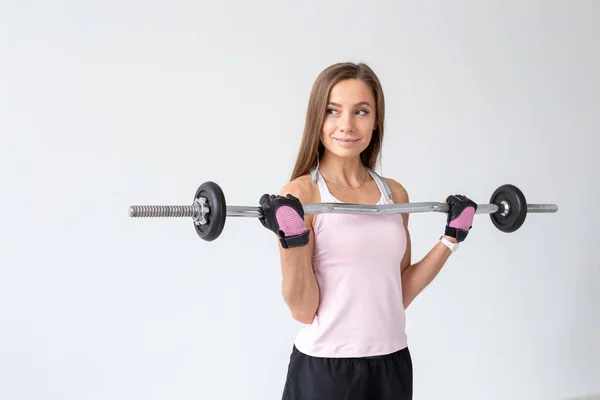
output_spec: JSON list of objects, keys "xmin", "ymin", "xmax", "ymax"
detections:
[{"xmin": 128, "ymin": 202, "xmax": 558, "ymax": 219}]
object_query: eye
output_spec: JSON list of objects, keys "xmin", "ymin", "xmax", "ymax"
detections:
[
  {"xmin": 356, "ymin": 109, "xmax": 369, "ymax": 116},
  {"xmin": 326, "ymin": 108, "xmax": 338, "ymax": 115}
]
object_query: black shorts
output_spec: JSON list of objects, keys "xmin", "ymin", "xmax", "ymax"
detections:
[{"xmin": 281, "ymin": 345, "xmax": 413, "ymax": 400}]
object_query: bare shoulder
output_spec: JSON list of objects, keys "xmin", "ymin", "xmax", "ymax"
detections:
[
  {"xmin": 280, "ymin": 174, "xmax": 318, "ymax": 227},
  {"xmin": 383, "ymin": 177, "xmax": 409, "ymax": 204},
  {"xmin": 280, "ymin": 173, "xmax": 318, "ymax": 205}
]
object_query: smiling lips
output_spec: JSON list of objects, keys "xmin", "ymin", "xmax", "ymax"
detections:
[{"xmin": 334, "ymin": 138, "xmax": 360, "ymax": 143}]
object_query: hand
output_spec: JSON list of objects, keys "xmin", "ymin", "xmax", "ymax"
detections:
[
  {"xmin": 258, "ymin": 194, "xmax": 310, "ymax": 249},
  {"xmin": 444, "ymin": 194, "xmax": 477, "ymax": 242}
]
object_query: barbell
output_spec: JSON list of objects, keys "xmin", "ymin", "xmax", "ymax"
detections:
[{"xmin": 128, "ymin": 181, "xmax": 558, "ymax": 241}]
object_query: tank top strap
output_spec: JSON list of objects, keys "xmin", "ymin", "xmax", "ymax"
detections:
[
  {"xmin": 366, "ymin": 168, "xmax": 394, "ymax": 204},
  {"xmin": 310, "ymin": 166, "xmax": 338, "ymax": 203},
  {"xmin": 310, "ymin": 166, "xmax": 318, "ymax": 183}
]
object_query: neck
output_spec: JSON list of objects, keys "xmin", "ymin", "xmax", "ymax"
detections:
[{"xmin": 318, "ymin": 152, "xmax": 368, "ymax": 187}]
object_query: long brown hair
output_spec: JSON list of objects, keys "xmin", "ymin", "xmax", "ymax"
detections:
[{"xmin": 289, "ymin": 62, "xmax": 385, "ymax": 181}]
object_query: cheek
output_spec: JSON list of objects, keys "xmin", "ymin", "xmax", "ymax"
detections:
[
  {"xmin": 358, "ymin": 117, "xmax": 376, "ymax": 133},
  {"xmin": 321, "ymin": 118, "xmax": 336, "ymax": 135}
]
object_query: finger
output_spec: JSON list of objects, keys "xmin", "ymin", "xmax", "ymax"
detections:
[{"xmin": 259, "ymin": 194, "xmax": 271, "ymax": 205}]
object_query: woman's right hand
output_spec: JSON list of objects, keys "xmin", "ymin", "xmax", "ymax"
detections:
[{"xmin": 258, "ymin": 194, "xmax": 310, "ymax": 249}]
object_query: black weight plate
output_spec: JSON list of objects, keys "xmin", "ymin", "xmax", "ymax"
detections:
[
  {"xmin": 489, "ymin": 184, "xmax": 527, "ymax": 233},
  {"xmin": 193, "ymin": 181, "xmax": 226, "ymax": 241}
]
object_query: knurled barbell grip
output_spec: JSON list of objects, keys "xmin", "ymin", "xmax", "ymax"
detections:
[{"xmin": 128, "ymin": 205, "xmax": 199, "ymax": 218}]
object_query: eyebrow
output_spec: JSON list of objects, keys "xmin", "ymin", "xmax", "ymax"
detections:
[{"xmin": 328, "ymin": 101, "xmax": 373, "ymax": 108}]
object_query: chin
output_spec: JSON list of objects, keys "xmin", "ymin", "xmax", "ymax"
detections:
[
  {"xmin": 326, "ymin": 144, "xmax": 368, "ymax": 159},
  {"xmin": 335, "ymin": 149, "xmax": 363, "ymax": 158}
]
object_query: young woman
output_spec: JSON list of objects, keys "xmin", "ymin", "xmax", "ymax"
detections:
[{"xmin": 258, "ymin": 62, "xmax": 477, "ymax": 400}]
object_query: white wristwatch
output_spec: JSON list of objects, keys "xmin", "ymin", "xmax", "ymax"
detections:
[{"xmin": 440, "ymin": 236, "xmax": 459, "ymax": 252}]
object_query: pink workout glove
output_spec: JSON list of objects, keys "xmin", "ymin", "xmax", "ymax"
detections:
[
  {"xmin": 258, "ymin": 194, "xmax": 310, "ymax": 249},
  {"xmin": 444, "ymin": 194, "xmax": 477, "ymax": 242}
]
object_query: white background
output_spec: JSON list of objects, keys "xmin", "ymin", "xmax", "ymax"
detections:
[{"xmin": 1, "ymin": 1, "xmax": 599, "ymax": 399}]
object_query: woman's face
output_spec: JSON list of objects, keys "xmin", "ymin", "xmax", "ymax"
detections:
[{"xmin": 321, "ymin": 78, "xmax": 377, "ymax": 160}]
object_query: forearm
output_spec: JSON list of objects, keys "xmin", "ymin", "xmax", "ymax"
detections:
[
  {"xmin": 280, "ymin": 247, "xmax": 320, "ymax": 324},
  {"xmin": 401, "ymin": 236, "xmax": 456, "ymax": 308}
]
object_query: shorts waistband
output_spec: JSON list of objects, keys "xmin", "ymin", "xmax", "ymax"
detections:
[{"xmin": 292, "ymin": 345, "xmax": 409, "ymax": 362}]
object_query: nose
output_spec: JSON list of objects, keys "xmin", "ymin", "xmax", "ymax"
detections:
[{"xmin": 338, "ymin": 111, "xmax": 355, "ymax": 132}]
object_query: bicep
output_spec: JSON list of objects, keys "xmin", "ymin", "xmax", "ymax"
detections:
[{"xmin": 279, "ymin": 180, "xmax": 315, "ymax": 231}]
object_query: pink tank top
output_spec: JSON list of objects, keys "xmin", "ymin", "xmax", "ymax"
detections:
[{"xmin": 293, "ymin": 167, "xmax": 408, "ymax": 358}]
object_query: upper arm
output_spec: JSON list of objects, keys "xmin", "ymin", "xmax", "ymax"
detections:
[
  {"xmin": 385, "ymin": 178, "xmax": 411, "ymax": 273},
  {"xmin": 279, "ymin": 178, "xmax": 316, "ymax": 231},
  {"xmin": 277, "ymin": 177, "xmax": 317, "ymax": 253}
]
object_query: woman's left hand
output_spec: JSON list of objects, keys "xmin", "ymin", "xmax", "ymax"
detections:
[{"xmin": 444, "ymin": 195, "xmax": 477, "ymax": 242}]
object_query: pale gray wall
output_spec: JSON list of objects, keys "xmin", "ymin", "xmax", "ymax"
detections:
[{"xmin": 1, "ymin": 1, "xmax": 598, "ymax": 399}]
